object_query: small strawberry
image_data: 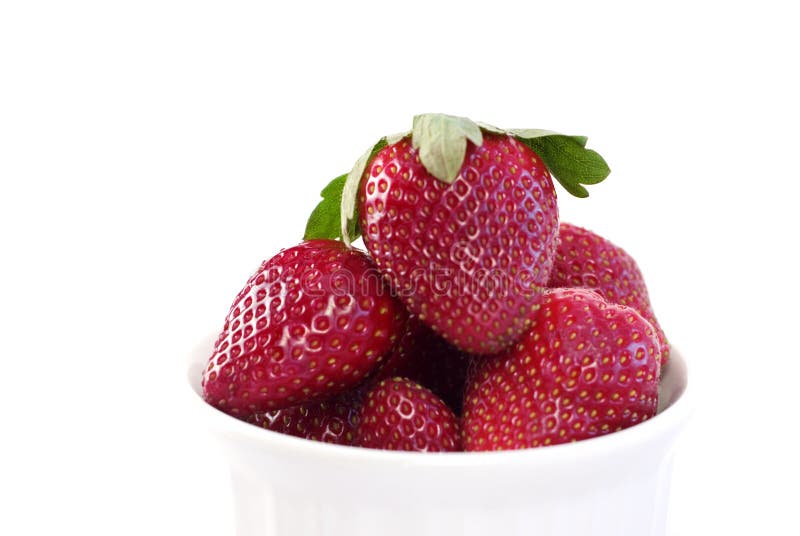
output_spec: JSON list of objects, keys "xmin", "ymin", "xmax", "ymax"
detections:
[
  {"xmin": 548, "ymin": 222, "xmax": 669, "ymax": 364},
  {"xmin": 377, "ymin": 316, "xmax": 471, "ymax": 415},
  {"xmin": 202, "ymin": 239, "xmax": 406, "ymax": 416},
  {"xmin": 356, "ymin": 377, "xmax": 461, "ymax": 452},
  {"xmin": 463, "ymin": 288, "xmax": 660, "ymax": 451},
  {"xmin": 246, "ymin": 387, "xmax": 365, "ymax": 445}
]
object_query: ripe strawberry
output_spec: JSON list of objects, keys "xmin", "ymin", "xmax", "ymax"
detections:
[
  {"xmin": 356, "ymin": 377, "xmax": 461, "ymax": 452},
  {"xmin": 548, "ymin": 223, "xmax": 669, "ymax": 364},
  {"xmin": 377, "ymin": 316, "xmax": 471, "ymax": 415},
  {"xmin": 360, "ymin": 133, "xmax": 559, "ymax": 354},
  {"xmin": 462, "ymin": 288, "xmax": 661, "ymax": 451},
  {"xmin": 202, "ymin": 239, "xmax": 406, "ymax": 416},
  {"xmin": 246, "ymin": 387, "xmax": 365, "ymax": 445}
]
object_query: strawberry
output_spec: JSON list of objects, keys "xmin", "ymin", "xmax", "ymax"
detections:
[
  {"xmin": 246, "ymin": 387, "xmax": 365, "ymax": 445},
  {"xmin": 462, "ymin": 288, "xmax": 661, "ymax": 451},
  {"xmin": 202, "ymin": 239, "xmax": 406, "ymax": 416},
  {"xmin": 377, "ymin": 316, "xmax": 471, "ymax": 415},
  {"xmin": 548, "ymin": 222, "xmax": 669, "ymax": 364},
  {"xmin": 356, "ymin": 377, "xmax": 461, "ymax": 452},
  {"xmin": 359, "ymin": 132, "xmax": 559, "ymax": 355}
]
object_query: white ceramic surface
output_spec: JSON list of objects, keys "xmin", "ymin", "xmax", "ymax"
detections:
[{"xmin": 186, "ymin": 336, "xmax": 691, "ymax": 536}]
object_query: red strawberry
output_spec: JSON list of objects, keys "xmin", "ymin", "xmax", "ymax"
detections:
[
  {"xmin": 246, "ymin": 387, "xmax": 365, "ymax": 445},
  {"xmin": 463, "ymin": 288, "xmax": 661, "ymax": 451},
  {"xmin": 356, "ymin": 377, "xmax": 461, "ymax": 452},
  {"xmin": 377, "ymin": 316, "xmax": 471, "ymax": 415},
  {"xmin": 548, "ymin": 223, "xmax": 669, "ymax": 364},
  {"xmin": 202, "ymin": 239, "xmax": 406, "ymax": 416},
  {"xmin": 360, "ymin": 133, "xmax": 559, "ymax": 354}
]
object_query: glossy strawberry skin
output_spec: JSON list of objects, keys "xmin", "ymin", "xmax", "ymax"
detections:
[
  {"xmin": 246, "ymin": 387, "xmax": 365, "ymax": 445},
  {"xmin": 356, "ymin": 378, "xmax": 461, "ymax": 452},
  {"xmin": 548, "ymin": 223, "xmax": 669, "ymax": 364},
  {"xmin": 377, "ymin": 316, "xmax": 471, "ymax": 415},
  {"xmin": 463, "ymin": 288, "xmax": 661, "ymax": 451},
  {"xmin": 359, "ymin": 134, "xmax": 559, "ymax": 355},
  {"xmin": 202, "ymin": 240, "xmax": 406, "ymax": 417}
]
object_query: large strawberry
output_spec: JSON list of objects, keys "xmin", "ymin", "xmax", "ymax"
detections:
[
  {"xmin": 246, "ymin": 387, "xmax": 365, "ymax": 445},
  {"xmin": 356, "ymin": 377, "xmax": 461, "ymax": 452},
  {"xmin": 377, "ymin": 316, "xmax": 471, "ymax": 415},
  {"xmin": 548, "ymin": 222, "xmax": 669, "ymax": 364},
  {"xmin": 202, "ymin": 239, "xmax": 406, "ymax": 416},
  {"xmin": 358, "ymin": 131, "xmax": 557, "ymax": 355},
  {"xmin": 462, "ymin": 288, "xmax": 661, "ymax": 451},
  {"xmin": 302, "ymin": 114, "xmax": 610, "ymax": 354}
]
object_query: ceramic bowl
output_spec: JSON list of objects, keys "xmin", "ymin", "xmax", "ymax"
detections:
[{"xmin": 186, "ymin": 335, "xmax": 691, "ymax": 536}]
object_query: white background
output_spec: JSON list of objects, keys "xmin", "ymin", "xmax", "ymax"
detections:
[{"xmin": 1, "ymin": 1, "xmax": 798, "ymax": 534}]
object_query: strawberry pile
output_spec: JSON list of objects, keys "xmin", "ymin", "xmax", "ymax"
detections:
[{"xmin": 202, "ymin": 114, "xmax": 667, "ymax": 453}]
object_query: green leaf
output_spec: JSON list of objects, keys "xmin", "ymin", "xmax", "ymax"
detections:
[
  {"xmin": 412, "ymin": 113, "xmax": 483, "ymax": 183},
  {"xmin": 475, "ymin": 121, "xmax": 507, "ymax": 135},
  {"xmin": 510, "ymin": 128, "xmax": 558, "ymax": 139},
  {"xmin": 339, "ymin": 137, "xmax": 391, "ymax": 246},
  {"xmin": 385, "ymin": 131, "xmax": 409, "ymax": 145},
  {"xmin": 511, "ymin": 130, "xmax": 610, "ymax": 198},
  {"xmin": 570, "ymin": 135, "xmax": 588, "ymax": 147},
  {"xmin": 303, "ymin": 174, "xmax": 348, "ymax": 240}
]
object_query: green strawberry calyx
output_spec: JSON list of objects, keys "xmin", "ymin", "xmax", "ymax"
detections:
[{"xmin": 304, "ymin": 113, "xmax": 611, "ymax": 246}]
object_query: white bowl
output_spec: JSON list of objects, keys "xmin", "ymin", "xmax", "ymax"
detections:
[{"xmin": 186, "ymin": 335, "xmax": 691, "ymax": 536}]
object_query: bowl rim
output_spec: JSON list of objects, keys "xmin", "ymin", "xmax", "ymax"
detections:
[{"xmin": 186, "ymin": 334, "xmax": 693, "ymax": 468}]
